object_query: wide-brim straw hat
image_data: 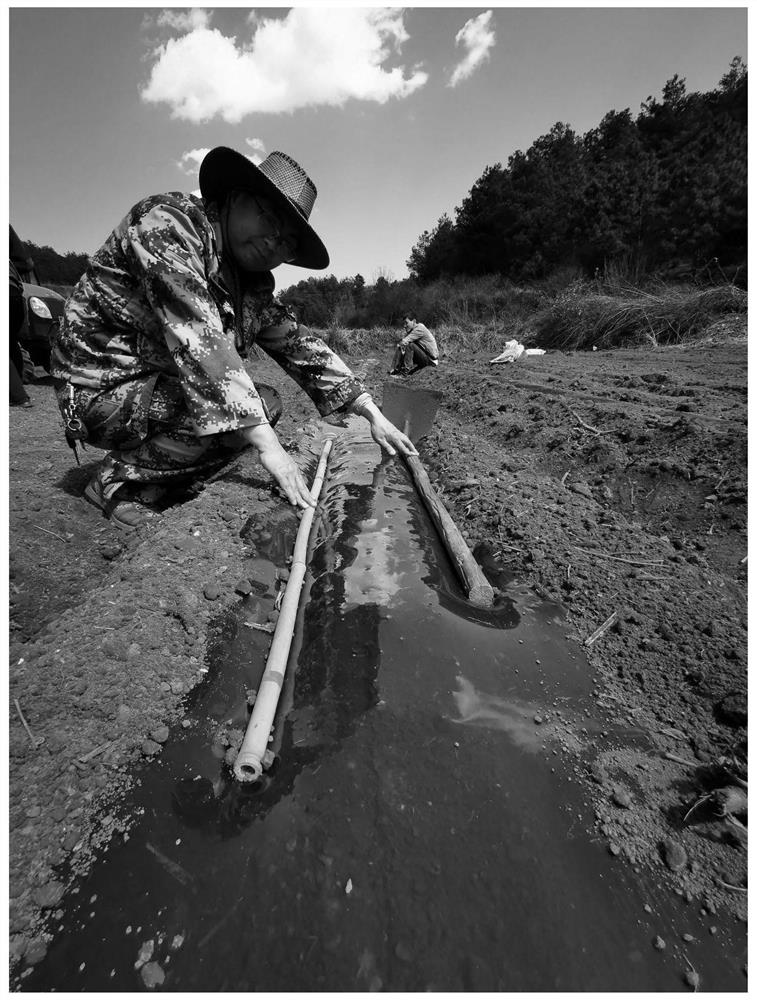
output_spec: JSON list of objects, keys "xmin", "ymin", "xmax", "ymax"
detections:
[{"xmin": 199, "ymin": 147, "xmax": 329, "ymax": 270}]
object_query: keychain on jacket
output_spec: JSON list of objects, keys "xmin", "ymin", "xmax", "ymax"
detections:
[{"xmin": 59, "ymin": 382, "xmax": 88, "ymax": 465}]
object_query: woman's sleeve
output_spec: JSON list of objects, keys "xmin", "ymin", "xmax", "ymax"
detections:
[
  {"xmin": 256, "ymin": 317, "xmax": 366, "ymax": 415},
  {"xmin": 126, "ymin": 200, "xmax": 269, "ymax": 436}
]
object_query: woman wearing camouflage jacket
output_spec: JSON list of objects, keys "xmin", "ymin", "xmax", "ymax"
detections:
[{"xmin": 51, "ymin": 147, "xmax": 414, "ymax": 529}]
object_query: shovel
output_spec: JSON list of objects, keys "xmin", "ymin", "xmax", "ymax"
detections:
[
  {"xmin": 381, "ymin": 381, "xmax": 443, "ymax": 443},
  {"xmin": 380, "ymin": 380, "xmax": 494, "ymax": 607}
]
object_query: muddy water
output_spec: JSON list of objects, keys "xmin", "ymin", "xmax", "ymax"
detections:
[{"xmin": 21, "ymin": 416, "xmax": 746, "ymax": 992}]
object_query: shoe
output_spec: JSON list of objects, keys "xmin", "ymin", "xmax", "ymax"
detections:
[{"xmin": 84, "ymin": 477, "xmax": 164, "ymax": 530}]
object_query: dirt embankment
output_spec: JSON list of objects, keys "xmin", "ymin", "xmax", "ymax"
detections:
[
  {"xmin": 419, "ymin": 338, "xmax": 747, "ymax": 917},
  {"xmin": 8, "ymin": 334, "xmax": 747, "ymax": 976}
]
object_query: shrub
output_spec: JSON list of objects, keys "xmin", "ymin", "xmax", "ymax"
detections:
[
  {"xmin": 526, "ymin": 282, "xmax": 747, "ymax": 350},
  {"xmin": 318, "ymin": 325, "xmax": 395, "ymax": 356}
]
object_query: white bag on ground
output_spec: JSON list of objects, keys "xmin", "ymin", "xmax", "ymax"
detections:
[
  {"xmin": 490, "ymin": 341, "xmax": 546, "ymax": 364},
  {"xmin": 490, "ymin": 340, "xmax": 524, "ymax": 363}
]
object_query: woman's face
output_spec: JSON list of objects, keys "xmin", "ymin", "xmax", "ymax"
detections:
[{"xmin": 226, "ymin": 191, "xmax": 299, "ymax": 271}]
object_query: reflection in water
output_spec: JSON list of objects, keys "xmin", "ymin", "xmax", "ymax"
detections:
[
  {"xmin": 240, "ymin": 505, "xmax": 301, "ymax": 562},
  {"xmin": 172, "ymin": 461, "xmax": 386, "ymax": 838},
  {"xmin": 293, "ymin": 477, "xmax": 382, "ymax": 740},
  {"xmin": 343, "ymin": 517, "xmax": 403, "ymax": 606},
  {"xmin": 451, "ymin": 675, "xmax": 559, "ymax": 752}
]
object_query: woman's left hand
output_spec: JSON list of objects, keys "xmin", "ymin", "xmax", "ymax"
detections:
[{"xmin": 367, "ymin": 412, "xmax": 418, "ymax": 457}]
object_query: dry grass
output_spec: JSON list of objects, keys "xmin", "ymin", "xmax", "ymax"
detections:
[
  {"xmin": 316, "ymin": 281, "xmax": 746, "ymax": 359},
  {"xmin": 319, "ymin": 325, "xmax": 395, "ymax": 355},
  {"xmin": 525, "ymin": 282, "xmax": 747, "ymax": 351},
  {"xmin": 318, "ymin": 321, "xmax": 506, "ymax": 360}
]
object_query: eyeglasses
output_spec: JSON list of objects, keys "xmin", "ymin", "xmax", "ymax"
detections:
[{"xmin": 253, "ymin": 197, "xmax": 298, "ymax": 263}]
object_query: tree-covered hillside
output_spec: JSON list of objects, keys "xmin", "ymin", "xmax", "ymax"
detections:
[
  {"xmin": 408, "ymin": 59, "xmax": 746, "ymax": 284},
  {"xmin": 26, "ymin": 242, "xmax": 90, "ymax": 287}
]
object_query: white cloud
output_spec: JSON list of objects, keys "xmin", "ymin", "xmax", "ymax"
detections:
[
  {"xmin": 177, "ymin": 148, "xmax": 210, "ymax": 176},
  {"xmin": 141, "ymin": 8, "xmax": 428, "ymax": 122},
  {"xmin": 244, "ymin": 138, "xmax": 267, "ymax": 164},
  {"xmin": 141, "ymin": 9, "xmax": 210, "ymax": 35},
  {"xmin": 156, "ymin": 9, "xmax": 210, "ymax": 32},
  {"xmin": 449, "ymin": 10, "xmax": 495, "ymax": 88},
  {"xmin": 178, "ymin": 142, "xmax": 264, "ymax": 185}
]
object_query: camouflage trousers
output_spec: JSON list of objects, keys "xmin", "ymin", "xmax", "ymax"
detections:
[{"xmin": 60, "ymin": 373, "xmax": 281, "ymax": 497}]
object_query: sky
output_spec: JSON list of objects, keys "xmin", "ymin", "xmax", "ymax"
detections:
[{"xmin": 8, "ymin": 5, "xmax": 748, "ymax": 290}]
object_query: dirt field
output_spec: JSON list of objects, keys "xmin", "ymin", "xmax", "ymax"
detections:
[{"xmin": 9, "ymin": 328, "xmax": 747, "ymax": 977}]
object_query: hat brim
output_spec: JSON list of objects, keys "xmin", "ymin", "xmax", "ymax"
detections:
[{"xmin": 199, "ymin": 147, "xmax": 329, "ymax": 270}]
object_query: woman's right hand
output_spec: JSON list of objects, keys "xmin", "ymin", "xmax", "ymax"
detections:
[{"xmin": 243, "ymin": 423, "xmax": 316, "ymax": 509}]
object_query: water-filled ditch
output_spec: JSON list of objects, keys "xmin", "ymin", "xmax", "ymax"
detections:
[{"xmin": 20, "ymin": 414, "xmax": 746, "ymax": 991}]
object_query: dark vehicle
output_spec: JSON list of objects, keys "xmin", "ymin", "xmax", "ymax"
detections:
[
  {"xmin": 10, "ymin": 224, "xmax": 67, "ymax": 371},
  {"xmin": 19, "ymin": 278, "xmax": 65, "ymax": 369}
]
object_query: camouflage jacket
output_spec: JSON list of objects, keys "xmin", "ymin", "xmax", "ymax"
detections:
[{"xmin": 51, "ymin": 192, "xmax": 364, "ymax": 436}]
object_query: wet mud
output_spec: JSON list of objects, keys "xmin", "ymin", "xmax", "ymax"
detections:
[
  {"xmin": 17, "ymin": 415, "xmax": 746, "ymax": 991},
  {"xmin": 9, "ymin": 338, "xmax": 747, "ymax": 987}
]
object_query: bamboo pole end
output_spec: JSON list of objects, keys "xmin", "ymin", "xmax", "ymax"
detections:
[
  {"xmin": 468, "ymin": 581, "xmax": 496, "ymax": 608},
  {"xmin": 233, "ymin": 751, "xmax": 264, "ymax": 783}
]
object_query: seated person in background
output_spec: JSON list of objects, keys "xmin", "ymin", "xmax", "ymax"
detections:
[{"xmin": 389, "ymin": 317, "xmax": 439, "ymax": 376}]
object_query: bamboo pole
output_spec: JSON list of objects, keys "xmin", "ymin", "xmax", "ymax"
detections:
[
  {"xmin": 401, "ymin": 426, "xmax": 494, "ymax": 607},
  {"xmin": 234, "ymin": 439, "xmax": 333, "ymax": 783}
]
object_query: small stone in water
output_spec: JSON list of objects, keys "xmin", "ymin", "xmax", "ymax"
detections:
[
  {"xmin": 653, "ymin": 936, "xmax": 666, "ymax": 951},
  {"xmin": 395, "ymin": 942, "xmax": 412, "ymax": 962},
  {"xmin": 24, "ymin": 939, "xmax": 47, "ymax": 965},
  {"xmin": 345, "ymin": 878, "xmax": 353, "ymax": 895},
  {"xmin": 533, "ymin": 715, "xmax": 543, "ymax": 725},
  {"xmin": 141, "ymin": 740, "xmax": 161, "ymax": 757},
  {"xmin": 140, "ymin": 962, "xmax": 165, "ymax": 989},
  {"xmin": 150, "ymin": 725, "xmax": 169, "ymax": 744},
  {"xmin": 134, "ymin": 939, "xmax": 154, "ymax": 969},
  {"xmin": 683, "ymin": 969, "xmax": 700, "ymax": 991},
  {"xmin": 682, "ymin": 933, "xmax": 694, "ymax": 942}
]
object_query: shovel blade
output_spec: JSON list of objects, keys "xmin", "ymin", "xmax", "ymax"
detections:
[{"xmin": 381, "ymin": 381, "xmax": 442, "ymax": 442}]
